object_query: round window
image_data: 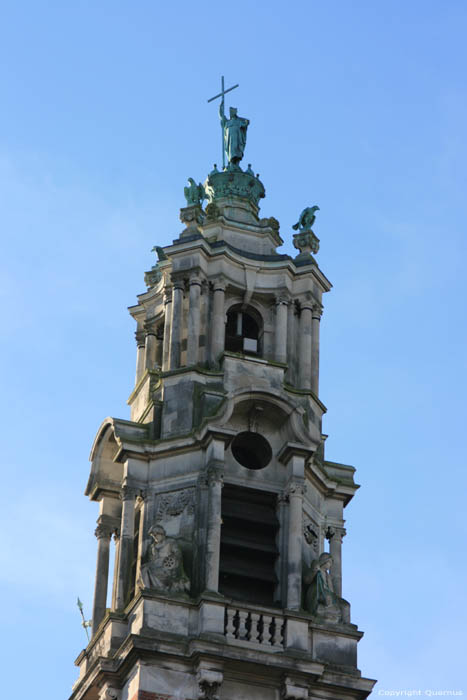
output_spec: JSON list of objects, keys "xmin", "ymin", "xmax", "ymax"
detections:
[{"xmin": 231, "ymin": 431, "xmax": 272, "ymax": 470}]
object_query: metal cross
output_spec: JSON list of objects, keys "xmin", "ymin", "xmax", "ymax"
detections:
[{"xmin": 207, "ymin": 76, "xmax": 239, "ymax": 169}]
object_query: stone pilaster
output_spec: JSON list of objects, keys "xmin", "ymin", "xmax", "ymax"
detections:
[
  {"xmin": 205, "ymin": 464, "xmax": 224, "ymax": 592},
  {"xmin": 286, "ymin": 299, "xmax": 297, "ymax": 384},
  {"xmin": 162, "ymin": 286, "xmax": 172, "ymax": 371},
  {"xmin": 169, "ymin": 276, "xmax": 185, "ymax": 370},
  {"xmin": 285, "ymin": 480, "xmax": 306, "ymax": 609},
  {"xmin": 311, "ymin": 304, "xmax": 322, "ymax": 395},
  {"xmin": 187, "ymin": 274, "xmax": 203, "ymax": 365},
  {"xmin": 134, "ymin": 490, "xmax": 147, "ymax": 587},
  {"xmin": 144, "ymin": 319, "xmax": 157, "ymax": 370},
  {"xmin": 115, "ymin": 485, "xmax": 136, "ymax": 609},
  {"xmin": 274, "ymin": 291, "xmax": 289, "ymax": 364},
  {"xmin": 210, "ymin": 278, "xmax": 226, "ymax": 366},
  {"xmin": 298, "ymin": 297, "xmax": 313, "ymax": 390},
  {"xmin": 91, "ymin": 522, "xmax": 113, "ymax": 636},
  {"xmin": 326, "ymin": 525, "xmax": 346, "ymax": 597},
  {"xmin": 134, "ymin": 328, "xmax": 146, "ymax": 385}
]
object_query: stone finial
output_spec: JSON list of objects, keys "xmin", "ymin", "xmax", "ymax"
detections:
[
  {"xmin": 293, "ymin": 229, "xmax": 320, "ymax": 258},
  {"xmin": 179, "ymin": 204, "xmax": 205, "ymax": 235}
]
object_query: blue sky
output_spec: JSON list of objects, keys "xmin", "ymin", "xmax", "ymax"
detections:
[{"xmin": 1, "ymin": 1, "xmax": 466, "ymax": 697}]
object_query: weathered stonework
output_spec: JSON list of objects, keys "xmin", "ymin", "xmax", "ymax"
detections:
[{"xmin": 70, "ymin": 109, "xmax": 375, "ymax": 700}]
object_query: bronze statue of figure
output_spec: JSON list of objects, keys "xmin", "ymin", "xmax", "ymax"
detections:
[
  {"xmin": 138, "ymin": 524, "xmax": 190, "ymax": 595},
  {"xmin": 219, "ymin": 99, "xmax": 250, "ymax": 167}
]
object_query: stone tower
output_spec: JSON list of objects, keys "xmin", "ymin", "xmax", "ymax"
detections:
[{"xmin": 70, "ymin": 100, "xmax": 376, "ymax": 700}]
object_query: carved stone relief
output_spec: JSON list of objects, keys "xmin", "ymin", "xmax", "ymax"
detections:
[
  {"xmin": 154, "ymin": 487, "xmax": 195, "ymax": 521},
  {"xmin": 303, "ymin": 514, "xmax": 320, "ymax": 554}
]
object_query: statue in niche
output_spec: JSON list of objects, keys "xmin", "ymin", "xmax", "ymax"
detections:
[
  {"xmin": 303, "ymin": 552, "xmax": 350, "ymax": 624},
  {"xmin": 138, "ymin": 524, "xmax": 190, "ymax": 595}
]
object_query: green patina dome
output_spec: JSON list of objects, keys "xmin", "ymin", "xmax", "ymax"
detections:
[{"xmin": 204, "ymin": 165, "xmax": 266, "ymax": 208}]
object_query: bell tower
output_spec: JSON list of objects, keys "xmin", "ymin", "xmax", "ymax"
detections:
[{"xmin": 70, "ymin": 91, "xmax": 376, "ymax": 700}]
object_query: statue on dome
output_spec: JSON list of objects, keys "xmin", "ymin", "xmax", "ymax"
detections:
[
  {"xmin": 219, "ymin": 98, "xmax": 250, "ymax": 167},
  {"xmin": 138, "ymin": 524, "xmax": 190, "ymax": 595}
]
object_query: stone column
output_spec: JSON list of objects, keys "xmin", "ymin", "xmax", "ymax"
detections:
[
  {"xmin": 311, "ymin": 305, "xmax": 322, "ymax": 395},
  {"xmin": 169, "ymin": 277, "xmax": 185, "ymax": 370},
  {"xmin": 274, "ymin": 293, "xmax": 289, "ymax": 364},
  {"xmin": 91, "ymin": 523, "xmax": 112, "ymax": 636},
  {"xmin": 187, "ymin": 274, "xmax": 202, "ymax": 366},
  {"xmin": 286, "ymin": 481, "xmax": 305, "ymax": 610},
  {"xmin": 210, "ymin": 278, "xmax": 226, "ymax": 366},
  {"xmin": 298, "ymin": 299, "xmax": 313, "ymax": 390},
  {"xmin": 110, "ymin": 530, "xmax": 121, "ymax": 610},
  {"xmin": 286, "ymin": 300, "xmax": 296, "ymax": 384},
  {"xmin": 162, "ymin": 287, "xmax": 172, "ymax": 371},
  {"xmin": 134, "ymin": 329, "xmax": 146, "ymax": 385},
  {"xmin": 205, "ymin": 465, "xmax": 224, "ymax": 592},
  {"xmin": 326, "ymin": 525, "xmax": 346, "ymax": 597},
  {"xmin": 115, "ymin": 486, "xmax": 136, "ymax": 610},
  {"xmin": 144, "ymin": 321, "xmax": 157, "ymax": 371}
]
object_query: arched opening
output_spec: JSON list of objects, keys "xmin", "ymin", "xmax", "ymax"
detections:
[
  {"xmin": 231, "ymin": 431, "xmax": 272, "ymax": 470},
  {"xmin": 225, "ymin": 305, "xmax": 262, "ymax": 356}
]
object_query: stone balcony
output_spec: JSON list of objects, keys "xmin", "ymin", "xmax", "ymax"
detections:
[{"xmin": 74, "ymin": 591, "xmax": 364, "ymax": 687}]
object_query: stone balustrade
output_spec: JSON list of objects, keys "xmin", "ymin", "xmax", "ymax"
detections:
[{"xmin": 224, "ymin": 604, "xmax": 285, "ymax": 648}]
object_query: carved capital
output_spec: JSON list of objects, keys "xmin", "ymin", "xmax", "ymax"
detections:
[
  {"xmin": 212, "ymin": 276, "xmax": 226, "ymax": 293},
  {"xmin": 163, "ymin": 286, "xmax": 173, "ymax": 305},
  {"xmin": 189, "ymin": 274, "xmax": 203, "ymax": 288},
  {"xmin": 206, "ymin": 465, "xmax": 224, "ymax": 487},
  {"xmin": 170, "ymin": 273, "xmax": 186, "ymax": 292},
  {"xmin": 135, "ymin": 330, "xmax": 145, "ymax": 347},
  {"xmin": 326, "ymin": 525, "xmax": 346, "ymax": 542},
  {"xmin": 98, "ymin": 685, "xmax": 120, "ymax": 700},
  {"xmin": 197, "ymin": 669, "xmax": 223, "ymax": 700},
  {"xmin": 120, "ymin": 485, "xmax": 138, "ymax": 502},
  {"xmin": 286, "ymin": 481, "xmax": 306, "ymax": 498},
  {"xmin": 144, "ymin": 318, "xmax": 157, "ymax": 336},
  {"xmin": 94, "ymin": 524, "xmax": 113, "ymax": 540},
  {"xmin": 312, "ymin": 304, "xmax": 323, "ymax": 320},
  {"xmin": 275, "ymin": 289, "xmax": 291, "ymax": 306}
]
